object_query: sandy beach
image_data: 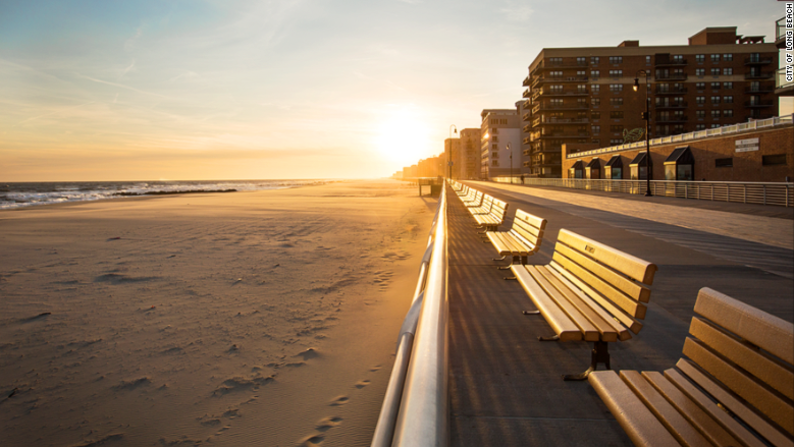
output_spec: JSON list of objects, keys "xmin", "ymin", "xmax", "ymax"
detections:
[{"xmin": 0, "ymin": 179, "xmax": 437, "ymax": 447}]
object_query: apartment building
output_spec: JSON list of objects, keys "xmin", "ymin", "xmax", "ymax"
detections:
[
  {"xmin": 444, "ymin": 138, "xmax": 461, "ymax": 179},
  {"xmin": 459, "ymin": 128, "xmax": 481, "ymax": 179},
  {"xmin": 480, "ymin": 109, "xmax": 522, "ymax": 179},
  {"xmin": 522, "ymin": 26, "xmax": 779, "ymax": 178}
]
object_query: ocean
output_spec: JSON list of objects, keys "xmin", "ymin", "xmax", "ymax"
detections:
[{"xmin": 0, "ymin": 179, "xmax": 329, "ymax": 210}]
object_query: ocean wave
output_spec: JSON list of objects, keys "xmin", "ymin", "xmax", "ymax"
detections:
[{"xmin": 0, "ymin": 180, "xmax": 328, "ymax": 210}]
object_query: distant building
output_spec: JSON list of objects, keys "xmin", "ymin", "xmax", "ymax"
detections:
[
  {"xmin": 775, "ymin": 16, "xmax": 793, "ymax": 97},
  {"xmin": 459, "ymin": 128, "xmax": 481, "ymax": 179},
  {"xmin": 523, "ymin": 26, "xmax": 779, "ymax": 178},
  {"xmin": 480, "ymin": 109, "xmax": 522, "ymax": 179}
]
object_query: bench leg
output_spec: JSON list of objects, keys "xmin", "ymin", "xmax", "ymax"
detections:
[
  {"xmin": 563, "ymin": 341, "xmax": 610, "ymax": 381},
  {"xmin": 503, "ymin": 276, "xmax": 517, "ymax": 281},
  {"xmin": 492, "ymin": 255, "xmax": 507, "ymax": 262},
  {"xmin": 522, "ymin": 310, "xmax": 540, "ymax": 315},
  {"xmin": 538, "ymin": 335, "xmax": 560, "ymax": 341}
]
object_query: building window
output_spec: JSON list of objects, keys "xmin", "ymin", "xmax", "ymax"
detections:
[
  {"xmin": 723, "ymin": 82, "xmax": 733, "ymax": 89},
  {"xmin": 710, "ymin": 68, "xmax": 720, "ymax": 76},
  {"xmin": 609, "ymin": 70, "xmax": 623, "ymax": 78},
  {"xmin": 576, "ymin": 70, "xmax": 586, "ymax": 78},
  {"xmin": 610, "ymin": 124, "xmax": 624, "ymax": 133},
  {"xmin": 609, "ymin": 111, "xmax": 624, "ymax": 119},
  {"xmin": 695, "ymin": 54, "xmax": 705, "ymax": 63},
  {"xmin": 609, "ymin": 56, "xmax": 623, "ymax": 64},
  {"xmin": 609, "ymin": 139, "xmax": 623, "ymax": 146},
  {"xmin": 492, "ymin": 151, "xmax": 498, "ymax": 158},
  {"xmin": 696, "ymin": 82, "xmax": 705, "ymax": 90},
  {"xmin": 695, "ymin": 124, "xmax": 706, "ymax": 130},
  {"xmin": 645, "ymin": 56, "xmax": 651, "ymax": 65},
  {"xmin": 592, "ymin": 125, "xmax": 601, "ymax": 134},
  {"xmin": 710, "ymin": 54, "xmax": 720, "ymax": 63},
  {"xmin": 715, "ymin": 158, "xmax": 733, "ymax": 168},
  {"xmin": 696, "ymin": 96, "xmax": 705, "ymax": 105},
  {"xmin": 591, "ymin": 97, "xmax": 600, "ymax": 107},
  {"xmin": 672, "ymin": 55, "xmax": 683, "ymax": 64},
  {"xmin": 549, "ymin": 85, "xmax": 563, "ymax": 93},
  {"xmin": 492, "ymin": 144, "xmax": 497, "ymax": 150},
  {"xmin": 591, "ymin": 56, "xmax": 600, "ymax": 65},
  {"xmin": 550, "ymin": 99, "xmax": 563, "ymax": 107},
  {"xmin": 711, "ymin": 110, "xmax": 721, "ymax": 118},
  {"xmin": 723, "ymin": 54, "xmax": 733, "ymax": 61},
  {"xmin": 610, "ymin": 97, "xmax": 624, "ymax": 106},
  {"xmin": 696, "ymin": 110, "xmax": 705, "ymax": 119},
  {"xmin": 723, "ymin": 96, "xmax": 733, "ymax": 104},
  {"xmin": 710, "ymin": 96, "xmax": 721, "ymax": 104},
  {"xmin": 609, "ymin": 84, "xmax": 623, "ymax": 92},
  {"xmin": 762, "ymin": 154, "xmax": 787, "ymax": 166},
  {"xmin": 492, "ymin": 160, "xmax": 498, "ymax": 166},
  {"xmin": 710, "ymin": 82, "xmax": 720, "ymax": 90},
  {"xmin": 591, "ymin": 111, "xmax": 601, "ymax": 120},
  {"xmin": 577, "ymin": 84, "xmax": 587, "ymax": 93},
  {"xmin": 696, "ymin": 68, "xmax": 705, "ymax": 76},
  {"xmin": 591, "ymin": 84, "xmax": 600, "ymax": 94},
  {"xmin": 549, "ymin": 57, "xmax": 563, "ymax": 65},
  {"xmin": 591, "ymin": 70, "xmax": 600, "ymax": 79},
  {"xmin": 550, "ymin": 70, "xmax": 563, "ymax": 78},
  {"xmin": 723, "ymin": 68, "xmax": 733, "ymax": 76},
  {"xmin": 723, "ymin": 109, "xmax": 733, "ymax": 117},
  {"xmin": 576, "ymin": 57, "xmax": 586, "ymax": 65},
  {"xmin": 492, "ymin": 127, "xmax": 498, "ymax": 133},
  {"xmin": 493, "ymin": 136, "xmax": 499, "ymax": 142}
]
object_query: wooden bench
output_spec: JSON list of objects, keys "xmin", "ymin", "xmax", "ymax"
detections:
[
  {"xmin": 473, "ymin": 197, "xmax": 508, "ymax": 232},
  {"xmin": 590, "ymin": 288, "xmax": 794, "ymax": 447},
  {"xmin": 487, "ymin": 209, "xmax": 547, "ymax": 266},
  {"xmin": 468, "ymin": 194, "xmax": 494, "ymax": 216},
  {"xmin": 510, "ymin": 229, "xmax": 658, "ymax": 380},
  {"xmin": 461, "ymin": 190, "xmax": 483, "ymax": 208}
]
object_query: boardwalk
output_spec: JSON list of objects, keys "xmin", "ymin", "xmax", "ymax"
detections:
[{"xmin": 447, "ymin": 182, "xmax": 794, "ymax": 446}]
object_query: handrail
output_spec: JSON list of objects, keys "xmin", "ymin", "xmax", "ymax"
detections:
[{"xmin": 371, "ymin": 185, "xmax": 448, "ymax": 447}]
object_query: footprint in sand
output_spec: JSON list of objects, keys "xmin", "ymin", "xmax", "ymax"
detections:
[
  {"xmin": 329, "ymin": 395, "xmax": 349, "ymax": 406},
  {"xmin": 315, "ymin": 416, "xmax": 342, "ymax": 432},
  {"xmin": 298, "ymin": 434, "xmax": 324, "ymax": 446},
  {"xmin": 354, "ymin": 380, "xmax": 370, "ymax": 389},
  {"xmin": 369, "ymin": 365, "xmax": 382, "ymax": 372}
]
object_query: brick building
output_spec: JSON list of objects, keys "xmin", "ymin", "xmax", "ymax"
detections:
[
  {"xmin": 562, "ymin": 115, "xmax": 793, "ymax": 183},
  {"xmin": 523, "ymin": 26, "xmax": 779, "ymax": 178},
  {"xmin": 459, "ymin": 128, "xmax": 481, "ymax": 179}
]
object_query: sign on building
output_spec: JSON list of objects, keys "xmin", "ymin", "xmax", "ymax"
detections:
[{"xmin": 735, "ymin": 138, "xmax": 759, "ymax": 153}]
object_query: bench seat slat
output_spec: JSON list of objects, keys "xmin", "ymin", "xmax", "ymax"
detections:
[
  {"xmin": 541, "ymin": 265, "xmax": 631, "ymax": 341},
  {"xmin": 589, "ymin": 371, "xmax": 681, "ymax": 447},
  {"xmin": 549, "ymin": 261, "xmax": 642, "ymax": 336},
  {"xmin": 663, "ymin": 367, "xmax": 767, "ymax": 447},
  {"xmin": 552, "ymin": 251, "xmax": 647, "ymax": 320},
  {"xmin": 534, "ymin": 266, "xmax": 619, "ymax": 342},
  {"xmin": 682, "ymin": 339, "xmax": 794, "ymax": 436},
  {"xmin": 511, "ymin": 265, "xmax": 582, "ymax": 341},
  {"xmin": 504, "ymin": 231, "xmax": 535, "ymax": 255},
  {"xmin": 555, "ymin": 242, "xmax": 651, "ymax": 303},
  {"xmin": 620, "ymin": 370, "xmax": 713, "ymax": 447},
  {"xmin": 690, "ymin": 317, "xmax": 794, "ymax": 401},
  {"xmin": 525, "ymin": 266, "xmax": 601, "ymax": 341},
  {"xmin": 558, "ymin": 229, "xmax": 658, "ymax": 285},
  {"xmin": 489, "ymin": 232, "xmax": 525, "ymax": 256},
  {"xmin": 495, "ymin": 232, "xmax": 531, "ymax": 256},
  {"xmin": 643, "ymin": 371, "xmax": 743, "ymax": 447},
  {"xmin": 676, "ymin": 358, "xmax": 794, "ymax": 444},
  {"xmin": 693, "ymin": 288, "xmax": 794, "ymax": 366}
]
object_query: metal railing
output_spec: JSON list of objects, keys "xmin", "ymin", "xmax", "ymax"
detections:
[
  {"xmin": 372, "ymin": 185, "xmax": 448, "ymax": 447},
  {"xmin": 492, "ymin": 177, "xmax": 794, "ymax": 207}
]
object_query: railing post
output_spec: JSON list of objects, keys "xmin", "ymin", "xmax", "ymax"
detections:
[
  {"xmin": 763, "ymin": 185, "xmax": 766, "ymax": 205},
  {"xmin": 743, "ymin": 185, "xmax": 747, "ymax": 204}
]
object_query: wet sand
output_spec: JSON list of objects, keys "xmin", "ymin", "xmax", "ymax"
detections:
[{"xmin": 0, "ymin": 179, "xmax": 437, "ymax": 446}]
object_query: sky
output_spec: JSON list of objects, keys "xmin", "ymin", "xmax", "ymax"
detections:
[{"xmin": 0, "ymin": 0, "xmax": 789, "ymax": 181}]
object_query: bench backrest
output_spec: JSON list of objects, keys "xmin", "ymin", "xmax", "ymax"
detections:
[
  {"xmin": 510, "ymin": 210, "xmax": 547, "ymax": 252},
  {"xmin": 490, "ymin": 198, "xmax": 508, "ymax": 221},
  {"xmin": 678, "ymin": 287, "xmax": 794, "ymax": 442},
  {"xmin": 549, "ymin": 229, "xmax": 657, "ymax": 335},
  {"xmin": 464, "ymin": 190, "xmax": 482, "ymax": 204},
  {"xmin": 478, "ymin": 194, "xmax": 494, "ymax": 211}
]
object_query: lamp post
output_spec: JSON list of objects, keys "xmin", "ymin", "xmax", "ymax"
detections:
[
  {"xmin": 506, "ymin": 142, "xmax": 512, "ymax": 184},
  {"xmin": 448, "ymin": 125, "xmax": 458, "ymax": 179},
  {"xmin": 633, "ymin": 70, "xmax": 652, "ymax": 196}
]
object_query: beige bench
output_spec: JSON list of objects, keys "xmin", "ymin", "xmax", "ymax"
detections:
[
  {"xmin": 473, "ymin": 197, "xmax": 508, "ymax": 232},
  {"xmin": 590, "ymin": 288, "xmax": 794, "ymax": 447},
  {"xmin": 468, "ymin": 194, "xmax": 494, "ymax": 216},
  {"xmin": 462, "ymin": 190, "xmax": 483, "ymax": 208},
  {"xmin": 510, "ymin": 229, "xmax": 658, "ymax": 380},
  {"xmin": 487, "ymin": 209, "xmax": 547, "ymax": 266}
]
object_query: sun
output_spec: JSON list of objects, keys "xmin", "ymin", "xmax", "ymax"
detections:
[{"xmin": 375, "ymin": 107, "xmax": 433, "ymax": 167}]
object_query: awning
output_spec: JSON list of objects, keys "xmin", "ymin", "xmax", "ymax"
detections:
[
  {"xmin": 629, "ymin": 152, "xmax": 652, "ymax": 167},
  {"xmin": 605, "ymin": 155, "xmax": 623, "ymax": 168},
  {"xmin": 664, "ymin": 146, "xmax": 694, "ymax": 165},
  {"xmin": 570, "ymin": 160, "xmax": 584, "ymax": 170},
  {"xmin": 586, "ymin": 158, "xmax": 601, "ymax": 169}
]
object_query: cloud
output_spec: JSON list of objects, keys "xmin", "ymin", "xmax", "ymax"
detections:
[{"xmin": 75, "ymin": 73, "xmax": 172, "ymax": 99}]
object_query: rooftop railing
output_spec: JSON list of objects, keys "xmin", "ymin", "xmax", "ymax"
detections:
[
  {"xmin": 492, "ymin": 177, "xmax": 794, "ymax": 207},
  {"xmin": 568, "ymin": 114, "xmax": 793, "ymax": 159},
  {"xmin": 371, "ymin": 185, "xmax": 448, "ymax": 447}
]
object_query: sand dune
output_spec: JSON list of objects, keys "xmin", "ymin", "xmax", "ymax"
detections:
[{"xmin": 0, "ymin": 179, "xmax": 437, "ymax": 446}]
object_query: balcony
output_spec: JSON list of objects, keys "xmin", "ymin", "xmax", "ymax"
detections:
[
  {"xmin": 542, "ymin": 131, "xmax": 590, "ymax": 138},
  {"xmin": 776, "ymin": 68, "xmax": 794, "ymax": 96},
  {"xmin": 538, "ymin": 103, "xmax": 589, "ymax": 111},
  {"xmin": 522, "ymin": 124, "xmax": 531, "ymax": 133},
  {"xmin": 541, "ymin": 90, "xmax": 589, "ymax": 97},
  {"xmin": 745, "ymin": 71, "xmax": 773, "ymax": 80},
  {"xmin": 655, "ymin": 73, "xmax": 687, "ymax": 81},
  {"xmin": 546, "ymin": 60, "xmax": 589, "ymax": 69},
  {"xmin": 655, "ymin": 58, "xmax": 688, "ymax": 67},
  {"xmin": 655, "ymin": 86, "xmax": 688, "ymax": 94},
  {"xmin": 656, "ymin": 116, "xmax": 688, "ymax": 123},
  {"xmin": 522, "ymin": 112, "xmax": 531, "ymax": 122},
  {"xmin": 545, "ymin": 75, "xmax": 588, "ymax": 83},
  {"xmin": 745, "ymin": 85, "xmax": 774, "ymax": 94},
  {"xmin": 744, "ymin": 56, "xmax": 773, "ymax": 65},
  {"xmin": 523, "ymin": 76, "xmax": 531, "ymax": 87},
  {"xmin": 531, "ymin": 76, "xmax": 544, "ymax": 87},
  {"xmin": 523, "ymin": 88, "xmax": 531, "ymax": 98},
  {"xmin": 744, "ymin": 100, "xmax": 774, "ymax": 108},
  {"xmin": 544, "ymin": 118, "xmax": 589, "ymax": 124},
  {"xmin": 655, "ymin": 101, "xmax": 688, "ymax": 109}
]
